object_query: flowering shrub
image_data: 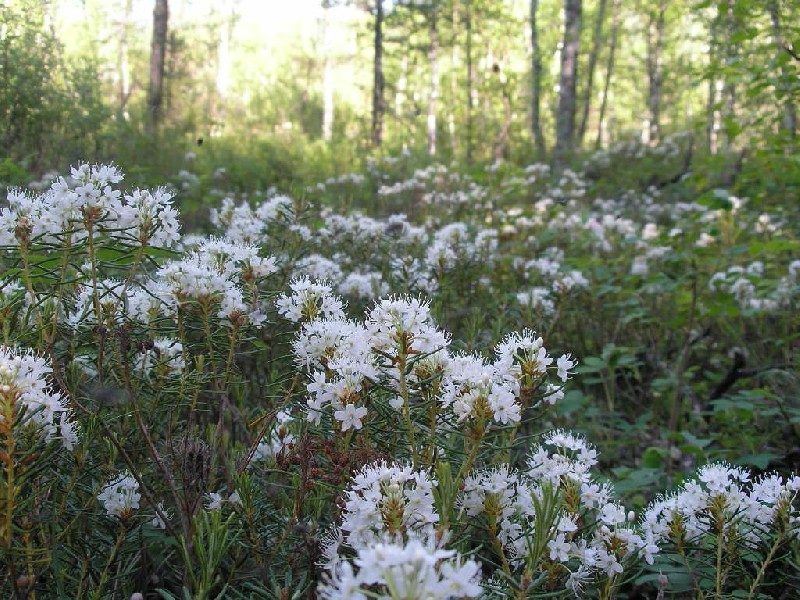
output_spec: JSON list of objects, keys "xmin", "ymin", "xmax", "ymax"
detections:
[{"xmin": 0, "ymin": 154, "xmax": 798, "ymax": 598}]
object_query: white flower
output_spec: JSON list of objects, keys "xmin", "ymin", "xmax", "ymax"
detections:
[
  {"xmin": 276, "ymin": 277, "xmax": 345, "ymax": 323},
  {"xmin": 319, "ymin": 538, "xmax": 482, "ymax": 599},
  {"xmin": 332, "ymin": 461, "xmax": 439, "ymax": 554},
  {"xmin": 556, "ymin": 354, "xmax": 576, "ymax": 382},
  {"xmin": 98, "ymin": 472, "xmax": 140, "ymax": 518},
  {"xmin": 334, "ymin": 404, "xmax": 368, "ymax": 431},
  {"xmin": 0, "ymin": 346, "xmax": 78, "ymax": 449},
  {"xmin": 548, "ymin": 533, "xmax": 571, "ymax": 562}
]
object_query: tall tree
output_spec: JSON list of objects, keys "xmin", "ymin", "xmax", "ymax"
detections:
[
  {"xmin": 768, "ymin": 0, "xmax": 797, "ymax": 142},
  {"xmin": 448, "ymin": 1, "xmax": 460, "ymax": 157},
  {"xmin": 554, "ymin": 0, "xmax": 582, "ymax": 164},
  {"xmin": 147, "ymin": 0, "xmax": 169, "ymax": 135},
  {"xmin": 530, "ymin": 0, "xmax": 546, "ymax": 157},
  {"xmin": 464, "ymin": 0, "xmax": 475, "ymax": 162},
  {"xmin": 706, "ymin": 6, "xmax": 722, "ymax": 153},
  {"xmin": 721, "ymin": 0, "xmax": 738, "ymax": 148},
  {"xmin": 372, "ymin": 0, "xmax": 385, "ymax": 146},
  {"xmin": 645, "ymin": 0, "xmax": 667, "ymax": 144},
  {"xmin": 321, "ymin": 0, "xmax": 335, "ymax": 142},
  {"xmin": 215, "ymin": 1, "xmax": 238, "ymax": 124},
  {"xmin": 577, "ymin": 0, "xmax": 607, "ymax": 144},
  {"xmin": 595, "ymin": 0, "xmax": 620, "ymax": 148},
  {"xmin": 427, "ymin": 2, "xmax": 440, "ymax": 156},
  {"xmin": 116, "ymin": 0, "xmax": 133, "ymax": 121}
]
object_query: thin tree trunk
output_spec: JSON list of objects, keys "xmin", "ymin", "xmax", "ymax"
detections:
[
  {"xmin": 216, "ymin": 4, "xmax": 236, "ymax": 108},
  {"xmin": 494, "ymin": 67, "xmax": 512, "ymax": 161},
  {"xmin": 448, "ymin": 2, "xmax": 459, "ymax": 157},
  {"xmin": 372, "ymin": 0, "xmax": 385, "ymax": 146},
  {"xmin": 645, "ymin": 0, "xmax": 666, "ymax": 144},
  {"xmin": 117, "ymin": 0, "xmax": 133, "ymax": 120},
  {"xmin": 427, "ymin": 5, "xmax": 440, "ymax": 156},
  {"xmin": 768, "ymin": 0, "xmax": 797, "ymax": 142},
  {"xmin": 147, "ymin": 0, "xmax": 169, "ymax": 136},
  {"xmin": 396, "ymin": 54, "xmax": 408, "ymax": 121},
  {"xmin": 706, "ymin": 8, "xmax": 720, "ymax": 153},
  {"xmin": 595, "ymin": 0, "xmax": 620, "ymax": 149},
  {"xmin": 577, "ymin": 0, "xmax": 607, "ymax": 144},
  {"xmin": 530, "ymin": 0, "xmax": 546, "ymax": 157},
  {"xmin": 465, "ymin": 0, "xmax": 475, "ymax": 163},
  {"xmin": 721, "ymin": 0, "xmax": 737, "ymax": 148},
  {"xmin": 554, "ymin": 0, "xmax": 582, "ymax": 165},
  {"xmin": 321, "ymin": 1, "xmax": 334, "ymax": 142}
]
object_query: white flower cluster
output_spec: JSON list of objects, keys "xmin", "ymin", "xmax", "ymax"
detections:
[
  {"xmin": 156, "ymin": 238, "xmax": 276, "ymax": 326},
  {"xmin": 709, "ymin": 261, "xmax": 799, "ymax": 312},
  {"xmin": 277, "ymin": 277, "xmax": 345, "ymax": 324},
  {"xmin": 0, "ymin": 346, "xmax": 78, "ymax": 449},
  {"xmin": 320, "ymin": 538, "xmax": 483, "ymax": 600},
  {"xmin": 135, "ymin": 338, "xmax": 185, "ymax": 377},
  {"xmin": 209, "ymin": 194, "xmax": 294, "ymax": 244},
  {"xmin": 288, "ymin": 288, "xmax": 575, "ymax": 431},
  {"xmin": 462, "ymin": 431, "xmax": 657, "ymax": 592},
  {"xmin": 642, "ymin": 463, "xmax": 800, "ymax": 548},
  {"xmin": 98, "ymin": 471, "xmax": 141, "ymax": 518},
  {"xmin": 324, "ymin": 461, "xmax": 438, "ymax": 557},
  {"xmin": 251, "ymin": 410, "xmax": 295, "ymax": 461},
  {"xmin": 1, "ymin": 163, "xmax": 179, "ymax": 248}
]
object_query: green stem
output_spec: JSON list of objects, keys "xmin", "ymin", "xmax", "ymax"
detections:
[
  {"xmin": 747, "ymin": 533, "xmax": 783, "ymax": 600},
  {"xmin": 397, "ymin": 352, "xmax": 419, "ymax": 466},
  {"xmin": 91, "ymin": 526, "xmax": 126, "ymax": 600}
]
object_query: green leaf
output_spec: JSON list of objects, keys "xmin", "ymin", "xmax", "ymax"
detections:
[
  {"xmin": 642, "ymin": 447, "xmax": 665, "ymax": 469},
  {"xmin": 735, "ymin": 453, "xmax": 778, "ymax": 470}
]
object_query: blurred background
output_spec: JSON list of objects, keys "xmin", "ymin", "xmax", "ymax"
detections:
[{"xmin": 0, "ymin": 0, "xmax": 797, "ymax": 192}]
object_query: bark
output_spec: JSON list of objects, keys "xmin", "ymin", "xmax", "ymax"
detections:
[
  {"xmin": 721, "ymin": 0, "xmax": 737, "ymax": 148},
  {"xmin": 116, "ymin": 0, "xmax": 133, "ymax": 120},
  {"xmin": 577, "ymin": 0, "xmax": 607, "ymax": 144},
  {"xmin": 321, "ymin": 1, "xmax": 334, "ymax": 142},
  {"xmin": 554, "ymin": 0, "xmax": 582, "ymax": 164},
  {"xmin": 216, "ymin": 4, "xmax": 236, "ymax": 103},
  {"xmin": 645, "ymin": 0, "xmax": 666, "ymax": 144},
  {"xmin": 768, "ymin": 0, "xmax": 797, "ymax": 141},
  {"xmin": 595, "ymin": 0, "xmax": 620, "ymax": 149},
  {"xmin": 706, "ymin": 10, "xmax": 721, "ymax": 153},
  {"xmin": 427, "ymin": 5, "xmax": 440, "ymax": 156},
  {"xmin": 465, "ymin": 0, "xmax": 475, "ymax": 163},
  {"xmin": 494, "ymin": 66, "xmax": 512, "ymax": 161},
  {"xmin": 448, "ymin": 2, "xmax": 459, "ymax": 157},
  {"xmin": 371, "ymin": 0, "xmax": 385, "ymax": 147},
  {"xmin": 530, "ymin": 0, "xmax": 546, "ymax": 157},
  {"xmin": 147, "ymin": 0, "xmax": 169, "ymax": 135}
]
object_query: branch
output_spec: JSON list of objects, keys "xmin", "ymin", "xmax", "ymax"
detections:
[
  {"xmin": 782, "ymin": 42, "xmax": 800, "ymax": 62},
  {"xmin": 710, "ymin": 351, "xmax": 793, "ymax": 401}
]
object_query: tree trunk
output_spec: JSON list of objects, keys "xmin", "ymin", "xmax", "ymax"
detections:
[
  {"xmin": 595, "ymin": 0, "xmax": 620, "ymax": 149},
  {"xmin": 448, "ymin": 2, "xmax": 459, "ymax": 157},
  {"xmin": 645, "ymin": 1, "xmax": 666, "ymax": 144},
  {"xmin": 465, "ymin": 0, "xmax": 475, "ymax": 163},
  {"xmin": 494, "ymin": 67, "xmax": 512, "ymax": 161},
  {"xmin": 321, "ymin": 1, "xmax": 335, "ymax": 142},
  {"xmin": 396, "ymin": 54, "xmax": 408, "ymax": 121},
  {"xmin": 530, "ymin": 0, "xmax": 546, "ymax": 157},
  {"xmin": 147, "ymin": 0, "xmax": 169, "ymax": 135},
  {"xmin": 768, "ymin": 0, "xmax": 797, "ymax": 142},
  {"xmin": 577, "ymin": 0, "xmax": 607, "ymax": 145},
  {"xmin": 371, "ymin": 0, "xmax": 385, "ymax": 147},
  {"xmin": 117, "ymin": 0, "xmax": 133, "ymax": 120},
  {"xmin": 215, "ymin": 3, "xmax": 236, "ymax": 116},
  {"xmin": 706, "ymin": 9, "xmax": 720, "ymax": 153},
  {"xmin": 554, "ymin": 0, "xmax": 582, "ymax": 165},
  {"xmin": 721, "ymin": 0, "xmax": 737, "ymax": 148},
  {"xmin": 427, "ymin": 6, "xmax": 440, "ymax": 156}
]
